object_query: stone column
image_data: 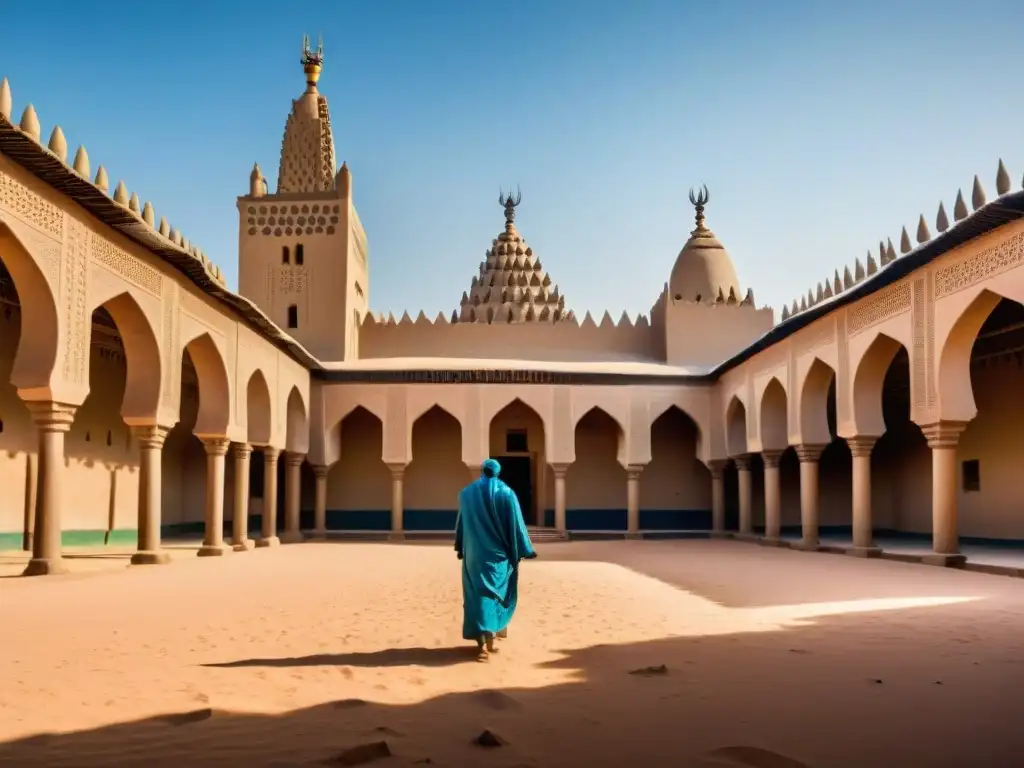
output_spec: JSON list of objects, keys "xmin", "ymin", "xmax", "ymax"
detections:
[
  {"xmin": 708, "ymin": 460, "xmax": 728, "ymax": 538},
  {"xmin": 130, "ymin": 425, "xmax": 171, "ymax": 565},
  {"xmin": 387, "ymin": 463, "xmax": 406, "ymax": 541},
  {"xmin": 256, "ymin": 447, "xmax": 281, "ymax": 547},
  {"xmin": 921, "ymin": 422, "xmax": 969, "ymax": 567},
  {"xmin": 552, "ymin": 463, "xmax": 569, "ymax": 532},
  {"xmin": 761, "ymin": 450, "xmax": 784, "ymax": 545},
  {"xmin": 312, "ymin": 465, "xmax": 329, "ymax": 540},
  {"xmin": 198, "ymin": 438, "xmax": 231, "ymax": 557},
  {"xmin": 847, "ymin": 436, "xmax": 881, "ymax": 557},
  {"xmin": 231, "ymin": 443, "xmax": 254, "ymax": 552},
  {"xmin": 22, "ymin": 402, "xmax": 76, "ymax": 576},
  {"xmin": 281, "ymin": 452, "xmax": 305, "ymax": 543},
  {"xmin": 625, "ymin": 465, "xmax": 642, "ymax": 539},
  {"xmin": 795, "ymin": 444, "xmax": 825, "ymax": 551},
  {"xmin": 734, "ymin": 455, "xmax": 753, "ymax": 539}
]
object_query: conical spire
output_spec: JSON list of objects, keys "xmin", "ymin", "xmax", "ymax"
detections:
[
  {"xmin": 0, "ymin": 78, "xmax": 11, "ymax": 121},
  {"xmin": 455, "ymin": 191, "xmax": 568, "ymax": 323},
  {"xmin": 277, "ymin": 35, "xmax": 336, "ymax": 193}
]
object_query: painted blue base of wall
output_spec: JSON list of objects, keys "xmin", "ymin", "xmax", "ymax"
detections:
[{"xmin": 290, "ymin": 508, "xmax": 714, "ymax": 534}]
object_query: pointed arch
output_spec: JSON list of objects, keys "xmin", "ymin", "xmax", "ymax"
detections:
[
  {"xmin": 759, "ymin": 377, "xmax": 788, "ymax": 451},
  {"xmin": 244, "ymin": 369, "xmax": 273, "ymax": 445},
  {"xmin": 406, "ymin": 405, "xmax": 470, "ymax": 528},
  {"xmin": 95, "ymin": 291, "xmax": 162, "ymax": 422},
  {"xmin": 937, "ymin": 288, "xmax": 1005, "ymax": 423},
  {"xmin": 799, "ymin": 357, "xmax": 836, "ymax": 446},
  {"xmin": 574, "ymin": 405, "xmax": 627, "ymax": 464},
  {"xmin": 183, "ymin": 332, "xmax": 231, "ymax": 436},
  {"xmin": 285, "ymin": 385, "xmax": 309, "ymax": 454},
  {"xmin": 725, "ymin": 395, "xmax": 748, "ymax": 457},
  {"xmin": 568, "ymin": 406, "xmax": 627, "ymax": 528},
  {"xmin": 0, "ymin": 220, "xmax": 60, "ymax": 389},
  {"xmin": 851, "ymin": 332, "xmax": 906, "ymax": 437}
]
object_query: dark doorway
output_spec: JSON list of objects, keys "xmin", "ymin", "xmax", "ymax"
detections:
[{"xmin": 500, "ymin": 456, "xmax": 533, "ymax": 523}]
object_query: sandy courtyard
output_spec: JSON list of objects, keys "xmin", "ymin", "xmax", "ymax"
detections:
[{"xmin": 1, "ymin": 540, "xmax": 1023, "ymax": 767}]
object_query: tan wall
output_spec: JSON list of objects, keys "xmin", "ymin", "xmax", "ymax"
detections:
[
  {"xmin": 359, "ymin": 316, "xmax": 662, "ymax": 363},
  {"xmin": 567, "ymin": 410, "xmax": 626, "ymax": 510},
  {"xmin": 405, "ymin": 407, "xmax": 471, "ymax": 510},
  {"xmin": 642, "ymin": 407, "xmax": 713, "ymax": 511},
  {"xmin": 327, "ymin": 407, "xmax": 391, "ymax": 512},
  {"xmin": 237, "ymin": 193, "xmax": 349, "ymax": 363},
  {"xmin": 664, "ymin": 300, "xmax": 775, "ymax": 369}
]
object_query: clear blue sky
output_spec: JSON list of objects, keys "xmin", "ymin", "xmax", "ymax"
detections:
[{"xmin": 2, "ymin": 0, "xmax": 1021, "ymax": 320}]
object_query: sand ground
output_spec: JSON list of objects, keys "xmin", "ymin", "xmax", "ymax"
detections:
[{"xmin": 1, "ymin": 539, "xmax": 1023, "ymax": 767}]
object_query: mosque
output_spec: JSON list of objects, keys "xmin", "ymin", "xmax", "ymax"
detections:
[{"xmin": 1, "ymin": 39, "xmax": 1023, "ymax": 576}]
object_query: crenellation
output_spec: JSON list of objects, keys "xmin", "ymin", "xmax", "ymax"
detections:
[
  {"xmin": 19, "ymin": 104, "xmax": 39, "ymax": 141},
  {"xmin": 996, "ymin": 159, "xmax": 1011, "ymax": 196},
  {"xmin": 72, "ymin": 145, "xmax": 89, "ymax": 177},
  {"xmin": 0, "ymin": 78, "xmax": 10, "ymax": 120},
  {"xmin": 112, "ymin": 181, "xmax": 129, "ymax": 207},
  {"xmin": 93, "ymin": 165, "xmax": 109, "ymax": 193},
  {"xmin": 953, "ymin": 189, "xmax": 968, "ymax": 221},
  {"xmin": 47, "ymin": 126, "xmax": 66, "ymax": 163},
  {"xmin": 900, "ymin": 226, "xmax": 912, "ymax": 254},
  {"xmin": 916, "ymin": 214, "xmax": 930, "ymax": 244},
  {"xmin": 972, "ymin": 175, "xmax": 987, "ymax": 210}
]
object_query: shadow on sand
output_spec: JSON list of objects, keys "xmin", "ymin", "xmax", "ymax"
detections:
[
  {"xmin": 2, "ymin": 593, "xmax": 1022, "ymax": 768},
  {"xmin": 203, "ymin": 646, "xmax": 476, "ymax": 670}
]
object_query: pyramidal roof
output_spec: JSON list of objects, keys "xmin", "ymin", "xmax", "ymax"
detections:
[{"xmin": 457, "ymin": 190, "xmax": 572, "ymax": 323}]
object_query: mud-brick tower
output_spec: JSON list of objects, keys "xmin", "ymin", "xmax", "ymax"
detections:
[{"xmin": 237, "ymin": 36, "xmax": 368, "ymax": 362}]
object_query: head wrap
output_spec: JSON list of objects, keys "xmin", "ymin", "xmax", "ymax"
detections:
[{"xmin": 481, "ymin": 458, "xmax": 502, "ymax": 478}]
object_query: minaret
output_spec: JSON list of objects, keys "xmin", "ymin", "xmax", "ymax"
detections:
[{"xmin": 236, "ymin": 39, "xmax": 368, "ymax": 362}]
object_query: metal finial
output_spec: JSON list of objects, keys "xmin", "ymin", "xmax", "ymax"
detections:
[
  {"xmin": 302, "ymin": 33, "xmax": 324, "ymax": 68},
  {"xmin": 498, "ymin": 185, "xmax": 522, "ymax": 228},
  {"xmin": 688, "ymin": 184, "xmax": 709, "ymax": 228}
]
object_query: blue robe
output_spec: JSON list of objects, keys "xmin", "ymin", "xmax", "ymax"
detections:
[{"xmin": 455, "ymin": 471, "xmax": 536, "ymax": 640}]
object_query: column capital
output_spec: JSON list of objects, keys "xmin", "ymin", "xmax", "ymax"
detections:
[
  {"xmin": 24, "ymin": 401, "xmax": 77, "ymax": 432},
  {"xmin": 131, "ymin": 424, "xmax": 170, "ymax": 450},
  {"xmin": 233, "ymin": 442, "xmax": 253, "ymax": 459},
  {"xmin": 708, "ymin": 459, "xmax": 729, "ymax": 479},
  {"xmin": 285, "ymin": 452, "xmax": 305, "ymax": 468},
  {"xmin": 550, "ymin": 462, "xmax": 571, "ymax": 478},
  {"xmin": 920, "ymin": 421, "xmax": 968, "ymax": 449},
  {"xmin": 846, "ymin": 436, "xmax": 878, "ymax": 457},
  {"xmin": 202, "ymin": 437, "xmax": 231, "ymax": 456},
  {"xmin": 733, "ymin": 454, "xmax": 753, "ymax": 471},
  {"xmin": 386, "ymin": 462, "xmax": 407, "ymax": 479},
  {"xmin": 761, "ymin": 450, "xmax": 784, "ymax": 468},
  {"xmin": 625, "ymin": 464, "xmax": 644, "ymax": 481},
  {"xmin": 312, "ymin": 464, "xmax": 329, "ymax": 479},
  {"xmin": 795, "ymin": 444, "xmax": 826, "ymax": 464},
  {"xmin": 262, "ymin": 446, "xmax": 282, "ymax": 462}
]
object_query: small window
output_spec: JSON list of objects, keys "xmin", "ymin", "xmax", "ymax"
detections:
[
  {"xmin": 962, "ymin": 459, "xmax": 980, "ymax": 492},
  {"xmin": 282, "ymin": 246, "xmax": 290, "ymax": 264},
  {"xmin": 287, "ymin": 304, "xmax": 298, "ymax": 329},
  {"xmin": 295, "ymin": 244, "xmax": 304, "ymax": 265},
  {"xmin": 505, "ymin": 429, "xmax": 528, "ymax": 453}
]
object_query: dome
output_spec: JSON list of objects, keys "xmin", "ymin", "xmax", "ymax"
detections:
[
  {"xmin": 668, "ymin": 186, "xmax": 742, "ymax": 303},
  {"xmin": 455, "ymin": 190, "xmax": 570, "ymax": 323}
]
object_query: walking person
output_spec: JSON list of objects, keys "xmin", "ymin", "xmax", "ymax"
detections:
[{"xmin": 455, "ymin": 459, "xmax": 536, "ymax": 661}]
